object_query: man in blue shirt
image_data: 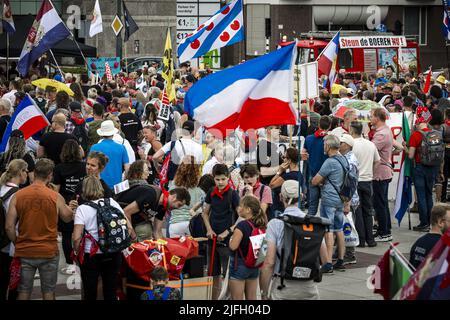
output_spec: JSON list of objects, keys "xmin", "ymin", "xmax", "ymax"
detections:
[
  {"xmin": 90, "ymin": 120, "xmax": 130, "ymax": 189},
  {"xmin": 302, "ymin": 116, "xmax": 331, "ymax": 215}
]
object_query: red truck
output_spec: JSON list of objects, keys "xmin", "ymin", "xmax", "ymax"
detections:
[{"xmin": 279, "ymin": 31, "xmax": 421, "ymax": 75}]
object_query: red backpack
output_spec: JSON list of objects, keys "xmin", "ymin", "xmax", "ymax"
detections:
[{"xmin": 237, "ymin": 220, "xmax": 267, "ymax": 269}]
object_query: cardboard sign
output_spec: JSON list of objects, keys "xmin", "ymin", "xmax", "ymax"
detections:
[
  {"xmin": 158, "ymin": 104, "xmax": 171, "ymax": 121},
  {"xmin": 340, "ymin": 36, "xmax": 407, "ymax": 49}
]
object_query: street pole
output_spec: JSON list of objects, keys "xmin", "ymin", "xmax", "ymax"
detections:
[
  {"xmin": 6, "ymin": 33, "xmax": 9, "ymax": 80},
  {"xmin": 116, "ymin": 0, "xmax": 123, "ymax": 60}
]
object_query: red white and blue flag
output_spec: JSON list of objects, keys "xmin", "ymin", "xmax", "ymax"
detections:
[
  {"xmin": 184, "ymin": 42, "xmax": 298, "ymax": 136},
  {"xmin": 443, "ymin": 1, "xmax": 450, "ymax": 40},
  {"xmin": 177, "ymin": 0, "xmax": 244, "ymax": 63},
  {"xmin": 0, "ymin": 94, "xmax": 50, "ymax": 152},
  {"xmin": 317, "ymin": 31, "xmax": 340, "ymax": 88},
  {"xmin": 2, "ymin": 0, "xmax": 15, "ymax": 34},
  {"xmin": 18, "ymin": 0, "xmax": 70, "ymax": 76}
]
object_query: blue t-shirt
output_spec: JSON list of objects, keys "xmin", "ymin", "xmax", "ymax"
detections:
[
  {"xmin": 90, "ymin": 139, "xmax": 129, "ymax": 189},
  {"xmin": 318, "ymin": 154, "xmax": 346, "ymax": 207},
  {"xmin": 304, "ymin": 134, "xmax": 328, "ymax": 179}
]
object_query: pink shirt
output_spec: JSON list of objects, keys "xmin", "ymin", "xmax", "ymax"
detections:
[
  {"xmin": 239, "ymin": 183, "xmax": 273, "ymax": 204},
  {"xmin": 372, "ymin": 124, "xmax": 393, "ymax": 181}
]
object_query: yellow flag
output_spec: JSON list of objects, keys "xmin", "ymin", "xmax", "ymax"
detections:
[{"xmin": 162, "ymin": 28, "xmax": 176, "ymax": 103}]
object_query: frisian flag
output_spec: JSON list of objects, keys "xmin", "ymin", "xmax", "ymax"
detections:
[
  {"xmin": 442, "ymin": 0, "xmax": 450, "ymax": 40},
  {"xmin": 317, "ymin": 31, "xmax": 340, "ymax": 89},
  {"xmin": 184, "ymin": 42, "xmax": 298, "ymax": 137},
  {"xmin": 2, "ymin": 0, "xmax": 15, "ymax": 34},
  {"xmin": 178, "ymin": 0, "xmax": 244, "ymax": 63},
  {"xmin": 18, "ymin": 0, "xmax": 70, "ymax": 76},
  {"xmin": 394, "ymin": 112, "xmax": 413, "ymax": 226},
  {"xmin": 0, "ymin": 94, "xmax": 50, "ymax": 152}
]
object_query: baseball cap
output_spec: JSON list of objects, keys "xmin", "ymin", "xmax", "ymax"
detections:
[
  {"xmin": 69, "ymin": 101, "xmax": 82, "ymax": 113},
  {"xmin": 281, "ymin": 180, "xmax": 299, "ymax": 205},
  {"xmin": 340, "ymin": 134, "xmax": 354, "ymax": 147},
  {"xmin": 182, "ymin": 120, "xmax": 195, "ymax": 133}
]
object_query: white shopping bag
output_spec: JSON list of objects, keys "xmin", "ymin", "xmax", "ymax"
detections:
[{"xmin": 343, "ymin": 213, "xmax": 359, "ymax": 247}]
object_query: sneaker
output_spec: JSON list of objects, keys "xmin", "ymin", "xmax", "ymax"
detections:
[
  {"xmin": 375, "ymin": 235, "xmax": 391, "ymax": 242},
  {"xmin": 333, "ymin": 259, "xmax": 346, "ymax": 271},
  {"xmin": 413, "ymin": 224, "xmax": 430, "ymax": 232},
  {"xmin": 60, "ymin": 264, "xmax": 77, "ymax": 275},
  {"xmin": 367, "ymin": 241, "xmax": 378, "ymax": 247},
  {"xmin": 343, "ymin": 256, "xmax": 357, "ymax": 265},
  {"xmin": 385, "ymin": 234, "xmax": 393, "ymax": 241},
  {"xmin": 321, "ymin": 263, "xmax": 333, "ymax": 274},
  {"xmin": 357, "ymin": 243, "xmax": 365, "ymax": 248}
]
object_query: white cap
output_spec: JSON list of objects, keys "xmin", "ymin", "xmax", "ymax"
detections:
[{"xmin": 97, "ymin": 120, "xmax": 119, "ymax": 137}]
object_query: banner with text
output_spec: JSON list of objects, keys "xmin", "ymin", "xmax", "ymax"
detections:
[
  {"xmin": 88, "ymin": 57, "xmax": 121, "ymax": 78},
  {"xmin": 340, "ymin": 36, "xmax": 407, "ymax": 49}
]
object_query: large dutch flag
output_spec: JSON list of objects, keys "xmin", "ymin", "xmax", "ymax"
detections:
[
  {"xmin": 0, "ymin": 95, "xmax": 50, "ymax": 152},
  {"xmin": 317, "ymin": 31, "xmax": 340, "ymax": 88},
  {"xmin": 178, "ymin": 0, "xmax": 244, "ymax": 63},
  {"xmin": 17, "ymin": 0, "xmax": 71, "ymax": 76},
  {"xmin": 184, "ymin": 42, "xmax": 298, "ymax": 136}
]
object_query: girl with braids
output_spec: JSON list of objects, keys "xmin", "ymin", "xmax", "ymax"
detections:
[
  {"xmin": 0, "ymin": 159, "xmax": 28, "ymax": 301},
  {"xmin": 228, "ymin": 195, "xmax": 267, "ymax": 300},
  {"xmin": 0, "ymin": 130, "xmax": 34, "ymax": 187}
]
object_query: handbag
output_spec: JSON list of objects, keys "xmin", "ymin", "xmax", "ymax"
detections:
[{"xmin": 343, "ymin": 213, "xmax": 359, "ymax": 247}]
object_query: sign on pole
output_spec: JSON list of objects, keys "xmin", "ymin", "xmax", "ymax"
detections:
[{"xmin": 111, "ymin": 15, "xmax": 124, "ymax": 36}]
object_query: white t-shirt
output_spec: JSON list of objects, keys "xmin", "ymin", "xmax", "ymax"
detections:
[
  {"xmin": 161, "ymin": 137, "xmax": 203, "ymax": 164},
  {"xmin": 352, "ymin": 137, "xmax": 381, "ymax": 182},
  {"xmin": 74, "ymin": 198, "xmax": 124, "ymax": 253},
  {"xmin": 202, "ymin": 156, "xmax": 220, "ymax": 176},
  {"xmin": 329, "ymin": 126, "xmax": 348, "ymax": 138},
  {"xmin": 0, "ymin": 184, "xmax": 18, "ymax": 255}
]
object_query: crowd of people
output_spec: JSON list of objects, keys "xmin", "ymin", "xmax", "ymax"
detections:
[{"xmin": 0, "ymin": 61, "xmax": 449, "ymax": 301}]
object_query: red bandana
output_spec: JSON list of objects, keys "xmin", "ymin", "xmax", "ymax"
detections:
[
  {"xmin": 252, "ymin": 181, "xmax": 261, "ymax": 192},
  {"xmin": 211, "ymin": 184, "xmax": 231, "ymax": 199},
  {"xmin": 70, "ymin": 116, "xmax": 85, "ymax": 126},
  {"xmin": 162, "ymin": 189, "xmax": 169, "ymax": 211},
  {"xmin": 445, "ymin": 119, "xmax": 450, "ymax": 127},
  {"xmin": 314, "ymin": 129, "xmax": 328, "ymax": 138},
  {"xmin": 341, "ymin": 125, "xmax": 349, "ymax": 133}
]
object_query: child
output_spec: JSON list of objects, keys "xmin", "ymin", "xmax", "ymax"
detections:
[
  {"xmin": 140, "ymin": 267, "xmax": 181, "ymax": 300},
  {"xmin": 229, "ymin": 196, "xmax": 267, "ymax": 300},
  {"xmin": 202, "ymin": 163, "xmax": 240, "ymax": 300}
]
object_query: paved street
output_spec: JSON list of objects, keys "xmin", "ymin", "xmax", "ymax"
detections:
[{"xmin": 28, "ymin": 202, "xmax": 424, "ymax": 300}]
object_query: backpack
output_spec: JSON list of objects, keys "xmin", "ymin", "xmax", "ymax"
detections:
[
  {"xmin": 259, "ymin": 185, "xmax": 275, "ymax": 221},
  {"xmin": 70, "ymin": 119, "xmax": 89, "ymax": 153},
  {"xmin": 444, "ymin": 124, "xmax": 450, "ymax": 158},
  {"xmin": 143, "ymin": 287, "xmax": 172, "ymax": 300},
  {"xmin": 237, "ymin": 220, "xmax": 266, "ymax": 268},
  {"xmin": 328, "ymin": 156, "xmax": 358, "ymax": 203},
  {"xmin": 189, "ymin": 211, "xmax": 207, "ymax": 238},
  {"xmin": 0, "ymin": 187, "xmax": 19, "ymax": 248},
  {"xmin": 85, "ymin": 198, "xmax": 131, "ymax": 253},
  {"xmin": 419, "ymin": 129, "xmax": 445, "ymax": 166},
  {"xmin": 277, "ymin": 214, "xmax": 330, "ymax": 285},
  {"xmin": 160, "ymin": 139, "xmax": 185, "ymax": 189}
]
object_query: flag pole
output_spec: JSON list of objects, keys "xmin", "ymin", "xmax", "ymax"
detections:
[
  {"xmin": 49, "ymin": 49, "xmax": 64, "ymax": 77},
  {"xmin": 294, "ymin": 40, "xmax": 302, "ymax": 209},
  {"xmin": 6, "ymin": 32, "xmax": 9, "ymax": 80}
]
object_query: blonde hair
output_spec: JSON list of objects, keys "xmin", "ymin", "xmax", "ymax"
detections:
[
  {"xmin": 240, "ymin": 195, "xmax": 267, "ymax": 230},
  {"xmin": 82, "ymin": 175, "xmax": 104, "ymax": 200},
  {"xmin": 0, "ymin": 159, "xmax": 28, "ymax": 185}
]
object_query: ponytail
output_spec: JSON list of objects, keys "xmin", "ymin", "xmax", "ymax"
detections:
[
  {"xmin": 251, "ymin": 208, "xmax": 267, "ymax": 230},
  {"xmin": 240, "ymin": 195, "xmax": 267, "ymax": 230},
  {"xmin": 0, "ymin": 159, "xmax": 28, "ymax": 186}
]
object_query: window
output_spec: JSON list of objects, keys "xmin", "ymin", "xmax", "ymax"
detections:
[
  {"xmin": 338, "ymin": 49, "xmax": 353, "ymax": 69},
  {"xmin": 11, "ymin": 0, "xmax": 62, "ymax": 15},
  {"xmin": 404, "ymin": 7, "xmax": 427, "ymax": 46}
]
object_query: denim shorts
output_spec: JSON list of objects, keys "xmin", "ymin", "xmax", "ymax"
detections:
[
  {"xmin": 320, "ymin": 205, "xmax": 344, "ymax": 232},
  {"xmin": 19, "ymin": 255, "xmax": 59, "ymax": 294},
  {"xmin": 229, "ymin": 255, "xmax": 259, "ymax": 281}
]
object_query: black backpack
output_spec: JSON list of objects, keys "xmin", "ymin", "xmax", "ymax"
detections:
[
  {"xmin": 0, "ymin": 187, "xmax": 19, "ymax": 248},
  {"xmin": 276, "ymin": 214, "xmax": 330, "ymax": 286},
  {"xmin": 419, "ymin": 129, "xmax": 445, "ymax": 167},
  {"xmin": 70, "ymin": 119, "xmax": 89, "ymax": 153},
  {"xmin": 85, "ymin": 198, "xmax": 131, "ymax": 253}
]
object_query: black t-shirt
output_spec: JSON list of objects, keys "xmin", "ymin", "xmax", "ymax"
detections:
[
  {"xmin": 409, "ymin": 233, "xmax": 441, "ymax": 269},
  {"xmin": 115, "ymin": 184, "xmax": 164, "ymax": 226},
  {"xmin": 256, "ymin": 139, "xmax": 282, "ymax": 185},
  {"xmin": 75, "ymin": 178, "xmax": 113, "ymax": 205},
  {"xmin": 21, "ymin": 152, "xmax": 35, "ymax": 188},
  {"xmin": 205, "ymin": 188, "xmax": 239, "ymax": 234},
  {"xmin": 0, "ymin": 115, "xmax": 11, "ymax": 140},
  {"xmin": 232, "ymin": 220, "xmax": 254, "ymax": 257},
  {"xmin": 81, "ymin": 85, "xmax": 90, "ymax": 98},
  {"xmin": 119, "ymin": 113, "xmax": 143, "ymax": 148},
  {"xmin": 53, "ymin": 161, "xmax": 86, "ymax": 202},
  {"xmin": 39, "ymin": 132, "xmax": 78, "ymax": 165}
]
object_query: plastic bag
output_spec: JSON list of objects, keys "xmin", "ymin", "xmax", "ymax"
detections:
[{"xmin": 343, "ymin": 213, "xmax": 359, "ymax": 247}]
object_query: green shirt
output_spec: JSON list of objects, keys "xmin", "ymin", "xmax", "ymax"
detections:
[{"xmin": 169, "ymin": 186, "xmax": 205, "ymax": 224}]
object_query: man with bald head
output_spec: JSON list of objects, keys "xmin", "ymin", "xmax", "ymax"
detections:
[{"xmin": 38, "ymin": 113, "xmax": 80, "ymax": 165}]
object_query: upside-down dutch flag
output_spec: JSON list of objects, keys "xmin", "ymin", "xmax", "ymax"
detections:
[
  {"xmin": 0, "ymin": 94, "xmax": 50, "ymax": 152},
  {"xmin": 317, "ymin": 31, "xmax": 340, "ymax": 88},
  {"xmin": 177, "ymin": 0, "xmax": 244, "ymax": 63},
  {"xmin": 184, "ymin": 42, "xmax": 298, "ymax": 136},
  {"xmin": 442, "ymin": 1, "xmax": 450, "ymax": 40},
  {"xmin": 18, "ymin": 0, "xmax": 71, "ymax": 76}
]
